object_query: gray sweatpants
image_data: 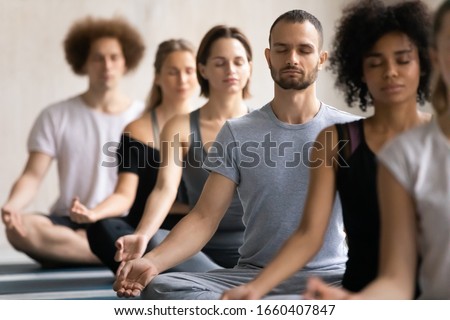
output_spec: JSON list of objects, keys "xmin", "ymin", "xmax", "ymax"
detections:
[{"xmin": 142, "ymin": 264, "xmax": 344, "ymax": 300}]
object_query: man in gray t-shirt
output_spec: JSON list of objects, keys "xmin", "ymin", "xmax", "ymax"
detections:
[
  {"xmin": 206, "ymin": 103, "xmax": 353, "ymax": 271},
  {"xmin": 113, "ymin": 9, "xmax": 359, "ymax": 300}
]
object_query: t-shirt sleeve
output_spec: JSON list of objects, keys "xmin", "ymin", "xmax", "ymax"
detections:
[
  {"xmin": 27, "ymin": 108, "xmax": 57, "ymax": 157},
  {"xmin": 117, "ymin": 134, "xmax": 141, "ymax": 175},
  {"xmin": 377, "ymin": 137, "xmax": 413, "ymax": 194},
  {"xmin": 202, "ymin": 121, "xmax": 240, "ymax": 185}
]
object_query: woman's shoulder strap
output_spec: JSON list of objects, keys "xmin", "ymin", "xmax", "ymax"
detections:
[{"xmin": 150, "ymin": 108, "xmax": 160, "ymax": 146}]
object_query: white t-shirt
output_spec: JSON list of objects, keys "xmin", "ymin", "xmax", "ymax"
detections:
[
  {"xmin": 378, "ymin": 119, "xmax": 450, "ymax": 299},
  {"xmin": 27, "ymin": 95, "xmax": 144, "ymax": 216}
]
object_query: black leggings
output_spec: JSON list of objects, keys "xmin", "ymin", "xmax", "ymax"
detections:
[{"xmin": 86, "ymin": 215, "xmax": 184, "ymax": 273}]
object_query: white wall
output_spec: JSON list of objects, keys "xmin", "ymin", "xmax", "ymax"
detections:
[{"xmin": 0, "ymin": 0, "xmax": 441, "ymax": 257}]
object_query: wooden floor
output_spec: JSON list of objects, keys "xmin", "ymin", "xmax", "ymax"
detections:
[{"xmin": 0, "ymin": 244, "xmax": 120, "ymax": 300}]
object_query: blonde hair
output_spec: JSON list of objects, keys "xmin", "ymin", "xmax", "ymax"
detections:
[
  {"xmin": 145, "ymin": 39, "xmax": 195, "ymax": 111},
  {"xmin": 431, "ymin": 0, "xmax": 450, "ymax": 115},
  {"xmin": 431, "ymin": 73, "xmax": 448, "ymax": 115}
]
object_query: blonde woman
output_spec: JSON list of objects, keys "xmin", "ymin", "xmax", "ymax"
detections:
[{"xmin": 71, "ymin": 39, "xmax": 198, "ymax": 272}]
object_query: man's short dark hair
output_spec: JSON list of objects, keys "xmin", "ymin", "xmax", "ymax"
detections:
[{"xmin": 269, "ymin": 10, "xmax": 323, "ymax": 49}]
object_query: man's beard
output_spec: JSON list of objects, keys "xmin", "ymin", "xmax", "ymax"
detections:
[{"xmin": 271, "ymin": 64, "xmax": 319, "ymax": 90}]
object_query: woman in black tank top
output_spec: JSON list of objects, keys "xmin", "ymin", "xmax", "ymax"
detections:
[
  {"xmin": 71, "ymin": 39, "xmax": 198, "ymax": 272},
  {"xmin": 222, "ymin": 0, "xmax": 433, "ymax": 300}
]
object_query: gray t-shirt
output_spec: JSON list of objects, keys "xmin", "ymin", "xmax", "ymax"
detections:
[{"xmin": 203, "ymin": 102, "xmax": 359, "ymax": 271}]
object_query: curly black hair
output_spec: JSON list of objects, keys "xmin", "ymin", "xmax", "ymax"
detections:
[
  {"xmin": 329, "ymin": 0, "xmax": 431, "ymax": 111},
  {"xmin": 64, "ymin": 16, "xmax": 145, "ymax": 75}
]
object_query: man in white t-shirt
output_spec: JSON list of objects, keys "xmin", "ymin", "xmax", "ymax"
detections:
[{"xmin": 1, "ymin": 16, "xmax": 145, "ymax": 267}]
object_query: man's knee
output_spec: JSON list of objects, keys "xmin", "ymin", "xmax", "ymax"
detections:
[
  {"xmin": 5, "ymin": 216, "xmax": 35, "ymax": 249},
  {"xmin": 5, "ymin": 227, "xmax": 28, "ymax": 251},
  {"xmin": 142, "ymin": 275, "xmax": 173, "ymax": 299},
  {"xmin": 142, "ymin": 273, "xmax": 205, "ymax": 299},
  {"xmin": 5, "ymin": 214, "xmax": 48, "ymax": 251},
  {"xmin": 141, "ymin": 273, "xmax": 221, "ymax": 300}
]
